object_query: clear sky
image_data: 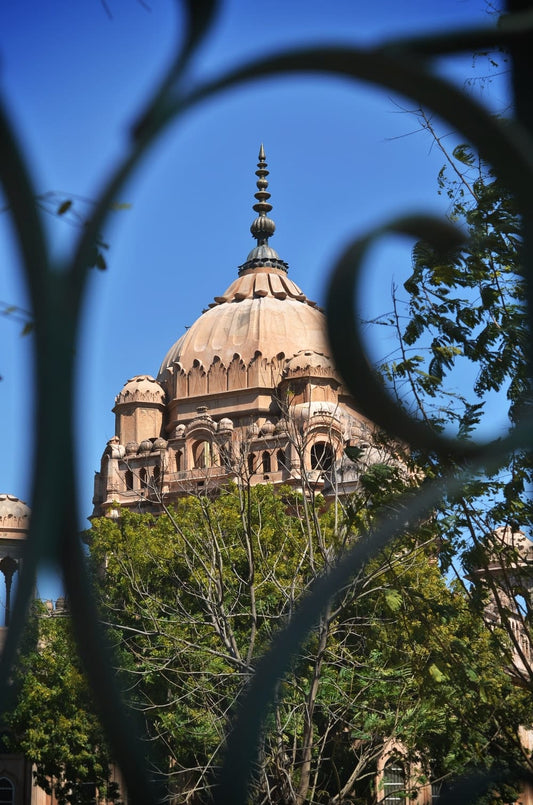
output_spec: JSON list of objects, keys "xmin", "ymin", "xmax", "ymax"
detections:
[{"xmin": 0, "ymin": 1, "xmax": 507, "ymax": 596}]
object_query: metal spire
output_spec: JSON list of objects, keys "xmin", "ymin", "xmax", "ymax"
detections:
[
  {"xmin": 250, "ymin": 144, "xmax": 276, "ymax": 246},
  {"xmin": 238, "ymin": 145, "xmax": 289, "ymax": 275}
]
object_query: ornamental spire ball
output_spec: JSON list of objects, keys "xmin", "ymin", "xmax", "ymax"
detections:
[
  {"xmin": 250, "ymin": 144, "xmax": 276, "ymax": 245},
  {"xmin": 240, "ymin": 145, "xmax": 288, "ymax": 275}
]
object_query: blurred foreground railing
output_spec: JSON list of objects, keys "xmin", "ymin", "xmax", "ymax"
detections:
[{"xmin": 1, "ymin": 1, "xmax": 533, "ymax": 803}]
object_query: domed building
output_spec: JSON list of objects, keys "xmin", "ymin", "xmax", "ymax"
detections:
[{"xmin": 93, "ymin": 147, "xmax": 371, "ymax": 516}]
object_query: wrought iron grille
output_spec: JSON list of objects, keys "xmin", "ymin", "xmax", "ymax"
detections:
[{"xmin": 1, "ymin": 1, "xmax": 533, "ymax": 803}]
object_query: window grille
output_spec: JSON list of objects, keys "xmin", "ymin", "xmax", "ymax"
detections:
[{"xmin": 382, "ymin": 761, "xmax": 405, "ymax": 804}]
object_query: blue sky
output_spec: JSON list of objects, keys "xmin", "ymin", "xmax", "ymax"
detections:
[{"xmin": 0, "ymin": 0, "xmax": 507, "ymax": 595}]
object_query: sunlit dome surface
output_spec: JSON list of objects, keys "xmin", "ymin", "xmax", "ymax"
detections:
[{"xmin": 158, "ymin": 267, "xmax": 329, "ymax": 377}]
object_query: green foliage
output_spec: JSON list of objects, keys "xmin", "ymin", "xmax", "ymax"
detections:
[
  {"xmin": 86, "ymin": 483, "xmax": 533, "ymax": 803},
  {"xmin": 4, "ymin": 603, "xmax": 118, "ymax": 804},
  {"xmin": 376, "ymin": 127, "xmax": 533, "ymax": 659},
  {"xmin": 371, "ymin": 121, "xmax": 533, "ymax": 801},
  {"xmin": 394, "ymin": 145, "xmax": 527, "ymax": 431}
]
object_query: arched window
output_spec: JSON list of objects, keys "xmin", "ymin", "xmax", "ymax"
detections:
[
  {"xmin": 219, "ymin": 445, "xmax": 232, "ymax": 469},
  {"xmin": 310, "ymin": 441, "xmax": 334, "ymax": 473},
  {"xmin": 248, "ymin": 453, "xmax": 256, "ymax": 475},
  {"xmin": 125, "ymin": 469, "xmax": 134, "ymax": 491},
  {"xmin": 262, "ymin": 451, "xmax": 271, "ymax": 474},
  {"xmin": 382, "ymin": 760, "xmax": 406, "ymax": 804},
  {"xmin": 153, "ymin": 464, "xmax": 160, "ymax": 487},
  {"xmin": 175, "ymin": 450, "xmax": 182, "ymax": 472},
  {"xmin": 277, "ymin": 448, "xmax": 289, "ymax": 472},
  {"xmin": 0, "ymin": 777, "xmax": 14, "ymax": 805},
  {"xmin": 193, "ymin": 440, "xmax": 212, "ymax": 469},
  {"xmin": 139, "ymin": 468, "xmax": 147, "ymax": 489}
]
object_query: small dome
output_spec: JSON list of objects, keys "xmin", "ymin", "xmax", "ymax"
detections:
[
  {"xmin": 289, "ymin": 402, "xmax": 346, "ymax": 437},
  {"xmin": 152, "ymin": 437, "xmax": 167, "ymax": 451},
  {"xmin": 260, "ymin": 420, "xmax": 276, "ymax": 436},
  {"xmin": 245, "ymin": 243, "xmax": 278, "ymax": 262},
  {"xmin": 115, "ymin": 375, "xmax": 165, "ymax": 406},
  {"xmin": 218, "ymin": 417, "xmax": 234, "ymax": 432},
  {"xmin": 284, "ymin": 350, "xmax": 337, "ymax": 377},
  {"xmin": 125, "ymin": 441, "xmax": 138, "ymax": 455},
  {"xmin": 187, "ymin": 408, "xmax": 216, "ymax": 434},
  {"xmin": 138, "ymin": 439, "xmax": 153, "ymax": 454},
  {"xmin": 105, "ymin": 437, "xmax": 125, "ymax": 459},
  {"xmin": 494, "ymin": 526, "xmax": 533, "ymax": 558},
  {"xmin": 0, "ymin": 494, "xmax": 30, "ymax": 522}
]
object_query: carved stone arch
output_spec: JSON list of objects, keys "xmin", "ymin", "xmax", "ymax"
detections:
[
  {"xmin": 188, "ymin": 360, "xmax": 207, "ymax": 397},
  {"xmin": 248, "ymin": 351, "xmax": 271, "ymax": 387},
  {"xmin": 308, "ymin": 440, "xmax": 336, "ymax": 473},
  {"xmin": 308, "ymin": 418, "xmax": 343, "ymax": 440},
  {"xmin": 207, "ymin": 356, "xmax": 227, "ymax": 394},
  {"xmin": 0, "ymin": 775, "xmax": 14, "ymax": 805},
  {"xmin": 125, "ymin": 469, "xmax": 134, "ymax": 491},
  {"xmin": 195, "ymin": 441, "xmax": 211, "ymax": 469},
  {"xmin": 139, "ymin": 467, "xmax": 148, "ymax": 490},
  {"xmin": 381, "ymin": 758, "xmax": 407, "ymax": 804},
  {"xmin": 159, "ymin": 364, "xmax": 173, "ymax": 395},
  {"xmin": 270, "ymin": 352, "xmax": 286, "ymax": 388},
  {"xmin": 174, "ymin": 363, "xmax": 188, "ymax": 399},
  {"xmin": 261, "ymin": 451, "xmax": 271, "ymax": 473},
  {"xmin": 276, "ymin": 446, "xmax": 290, "ymax": 472},
  {"xmin": 227, "ymin": 354, "xmax": 247, "ymax": 390}
]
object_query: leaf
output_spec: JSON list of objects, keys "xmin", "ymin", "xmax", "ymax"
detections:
[
  {"xmin": 95, "ymin": 252, "xmax": 107, "ymax": 271},
  {"xmin": 384, "ymin": 590, "xmax": 402, "ymax": 612},
  {"xmin": 21, "ymin": 321, "xmax": 34, "ymax": 336},
  {"xmin": 429, "ymin": 663, "xmax": 446, "ymax": 683},
  {"xmin": 452, "ymin": 144, "xmax": 476, "ymax": 167},
  {"xmin": 109, "ymin": 202, "xmax": 132, "ymax": 211},
  {"xmin": 57, "ymin": 199, "xmax": 72, "ymax": 215}
]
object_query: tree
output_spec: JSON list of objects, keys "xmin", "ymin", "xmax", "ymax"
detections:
[
  {"xmin": 3, "ymin": 602, "xmax": 119, "ymax": 804},
  {"xmin": 87, "ymin": 476, "xmax": 533, "ymax": 804},
  {"xmin": 371, "ymin": 104, "xmax": 533, "ymax": 694}
]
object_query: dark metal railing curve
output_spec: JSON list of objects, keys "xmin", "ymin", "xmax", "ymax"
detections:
[{"xmin": 0, "ymin": 1, "xmax": 532, "ymax": 803}]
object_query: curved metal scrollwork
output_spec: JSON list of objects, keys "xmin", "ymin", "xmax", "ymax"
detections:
[{"xmin": 0, "ymin": 1, "xmax": 532, "ymax": 803}]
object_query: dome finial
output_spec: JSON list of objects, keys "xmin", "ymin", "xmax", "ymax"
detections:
[
  {"xmin": 238, "ymin": 145, "xmax": 289, "ymax": 275},
  {"xmin": 250, "ymin": 144, "xmax": 276, "ymax": 246}
]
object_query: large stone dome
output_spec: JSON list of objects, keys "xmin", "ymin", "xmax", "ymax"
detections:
[
  {"xmin": 158, "ymin": 267, "xmax": 328, "ymax": 378},
  {"xmin": 94, "ymin": 146, "xmax": 366, "ymax": 515}
]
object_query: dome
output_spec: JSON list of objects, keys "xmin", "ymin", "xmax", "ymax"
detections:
[
  {"xmin": 0, "ymin": 494, "xmax": 30, "ymax": 522},
  {"xmin": 158, "ymin": 268, "xmax": 329, "ymax": 378},
  {"xmin": 493, "ymin": 526, "xmax": 533, "ymax": 558},
  {"xmin": 158, "ymin": 146, "xmax": 332, "ymax": 382},
  {"xmin": 0, "ymin": 494, "xmax": 31, "ymax": 536},
  {"xmin": 283, "ymin": 350, "xmax": 337, "ymax": 377},
  {"xmin": 115, "ymin": 375, "xmax": 165, "ymax": 406}
]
